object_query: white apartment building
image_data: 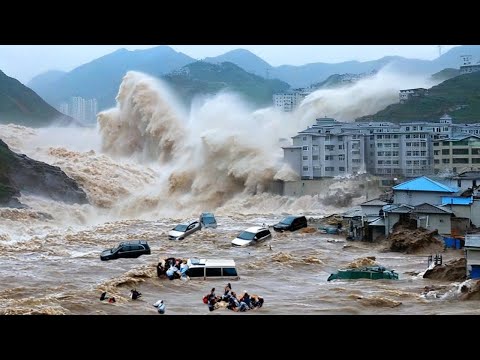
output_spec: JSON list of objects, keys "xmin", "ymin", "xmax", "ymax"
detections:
[
  {"xmin": 283, "ymin": 115, "xmax": 480, "ymax": 179},
  {"xmin": 273, "ymin": 91, "xmax": 305, "ymax": 112}
]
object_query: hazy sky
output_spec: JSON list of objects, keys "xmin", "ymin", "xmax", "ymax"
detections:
[{"xmin": 0, "ymin": 45, "xmax": 458, "ymax": 84}]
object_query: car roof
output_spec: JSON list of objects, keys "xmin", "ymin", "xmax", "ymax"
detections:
[
  {"xmin": 244, "ymin": 226, "xmax": 268, "ymax": 233},
  {"xmin": 177, "ymin": 220, "xmax": 198, "ymax": 226},
  {"xmin": 201, "ymin": 213, "xmax": 214, "ymax": 217},
  {"xmin": 120, "ymin": 240, "xmax": 149, "ymax": 245},
  {"xmin": 188, "ymin": 258, "xmax": 236, "ymax": 267}
]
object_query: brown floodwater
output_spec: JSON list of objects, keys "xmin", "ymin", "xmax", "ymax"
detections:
[{"xmin": 0, "ymin": 215, "xmax": 475, "ymax": 315}]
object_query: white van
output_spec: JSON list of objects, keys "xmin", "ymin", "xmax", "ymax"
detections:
[{"xmin": 185, "ymin": 258, "xmax": 239, "ymax": 280}]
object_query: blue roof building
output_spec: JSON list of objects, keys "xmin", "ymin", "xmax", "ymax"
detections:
[{"xmin": 393, "ymin": 176, "xmax": 459, "ymax": 206}]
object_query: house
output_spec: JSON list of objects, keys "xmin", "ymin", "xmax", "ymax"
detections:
[
  {"xmin": 383, "ymin": 203, "xmax": 452, "ymax": 236},
  {"xmin": 383, "ymin": 204, "xmax": 415, "ymax": 235},
  {"xmin": 392, "ymin": 176, "xmax": 458, "ymax": 206},
  {"xmin": 360, "ymin": 199, "xmax": 388, "ymax": 216},
  {"xmin": 410, "ymin": 203, "xmax": 452, "ymax": 235},
  {"xmin": 399, "ymin": 88, "xmax": 429, "ymax": 104},
  {"xmin": 464, "ymin": 234, "xmax": 480, "ymax": 279}
]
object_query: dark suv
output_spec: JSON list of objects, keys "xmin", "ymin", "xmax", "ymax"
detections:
[
  {"xmin": 100, "ymin": 240, "xmax": 151, "ymax": 261},
  {"xmin": 273, "ymin": 215, "xmax": 307, "ymax": 232}
]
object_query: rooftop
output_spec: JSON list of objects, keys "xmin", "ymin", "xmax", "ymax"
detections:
[
  {"xmin": 361, "ymin": 199, "xmax": 388, "ymax": 206},
  {"xmin": 441, "ymin": 196, "xmax": 473, "ymax": 205},
  {"xmin": 393, "ymin": 176, "xmax": 458, "ymax": 193},
  {"xmin": 413, "ymin": 203, "xmax": 452, "ymax": 214},
  {"xmin": 465, "ymin": 235, "xmax": 480, "ymax": 248}
]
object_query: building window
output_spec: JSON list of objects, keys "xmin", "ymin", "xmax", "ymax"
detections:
[
  {"xmin": 434, "ymin": 159, "xmax": 439, "ymax": 164},
  {"xmin": 312, "ymin": 155, "xmax": 318, "ymax": 160},
  {"xmin": 453, "ymin": 148, "xmax": 469, "ymax": 155},
  {"xmin": 339, "ymin": 167, "xmax": 345, "ymax": 171},
  {"xmin": 325, "ymin": 155, "xmax": 333, "ymax": 160},
  {"xmin": 352, "ymin": 159, "xmax": 361, "ymax": 163},
  {"xmin": 338, "ymin": 145, "xmax": 344, "ymax": 150},
  {"xmin": 303, "ymin": 156, "xmax": 308, "ymax": 160},
  {"xmin": 453, "ymin": 158, "xmax": 469, "ymax": 164},
  {"xmin": 339, "ymin": 155, "xmax": 345, "ymax": 161},
  {"xmin": 434, "ymin": 150, "xmax": 439, "ymax": 155},
  {"xmin": 312, "ymin": 145, "xmax": 319, "ymax": 152},
  {"xmin": 393, "ymin": 143, "xmax": 399, "ymax": 148},
  {"xmin": 442, "ymin": 149, "xmax": 450, "ymax": 155},
  {"xmin": 302, "ymin": 146, "xmax": 309, "ymax": 151},
  {"xmin": 442, "ymin": 159, "xmax": 450, "ymax": 164},
  {"xmin": 313, "ymin": 166, "xmax": 321, "ymax": 171},
  {"xmin": 472, "ymin": 148, "xmax": 480, "ymax": 155},
  {"xmin": 303, "ymin": 136, "xmax": 307, "ymax": 141},
  {"xmin": 472, "ymin": 158, "xmax": 480, "ymax": 163},
  {"xmin": 325, "ymin": 167, "xmax": 334, "ymax": 171},
  {"xmin": 325, "ymin": 145, "xmax": 335, "ymax": 151},
  {"xmin": 303, "ymin": 166, "xmax": 309, "ymax": 171},
  {"xmin": 433, "ymin": 142, "xmax": 439, "ymax": 146}
]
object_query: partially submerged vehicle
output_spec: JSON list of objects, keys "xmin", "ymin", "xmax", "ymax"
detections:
[
  {"xmin": 200, "ymin": 212, "xmax": 217, "ymax": 229},
  {"xmin": 157, "ymin": 257, "xmax": 239, "ymax": 280},
  {"xmin": 100, "ymin": 240, "xmax": 151, "ymax": 261},
  {"xmin": 168, "ymin": 220, "xmax": 201, "ymax": 240},
  {"xmin": 231, "ymin": 226, "xmax": 272, "ymax": 247},
  {"xmin": 327, "ymin": 266, "xmax": 399, "ymax": 281}
]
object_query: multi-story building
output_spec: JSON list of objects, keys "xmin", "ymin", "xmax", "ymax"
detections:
[
  {"xmin": 433, "ymin": 135, "xmax": 480, "ymax": 174},
  {"xmin": 85, "ymin": 98, "xmax": 98, "ymax": 123},
  {"xmin": 57, "ymin": 97, "xmax": 98, "ymax": 123},
  {"xmin": 460, "ymin": 55, "xmax": 480, "ymax": 75},
  {"xmin": 283, "ymin": 114, "xmax": 480, "ymax": 179},
  {"xmin": 282, "ymin": 117, "xmax": 366, "ymax": 179},
  {"xmin": 399, "ymin": 88, "xmax": 429, "ymax": 104},
  {"xmin": 273, "ymin": 91, "xmax": 306, "ymax": 112}
]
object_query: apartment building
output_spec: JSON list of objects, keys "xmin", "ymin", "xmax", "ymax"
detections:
[
  {"xmin": 433, "ymin": 135, "xmax": 480, "ymax": 174},
  {"xmin": 283, "ymin": 114, "xmax": 480, "ymax": 179}
]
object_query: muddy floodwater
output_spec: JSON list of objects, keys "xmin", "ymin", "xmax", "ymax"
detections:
[{"xmin": 0, "ymin": 214, "xmax": 475, "ymax": 315}]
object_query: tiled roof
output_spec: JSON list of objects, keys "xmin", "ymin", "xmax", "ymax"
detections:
[
  {"xmin": 360, "ymin": 199, "xmax": 388, "ymax": 206},
  {"xmin": 413, "ymin": 203, "xmax": 452, "ymax": 214}
]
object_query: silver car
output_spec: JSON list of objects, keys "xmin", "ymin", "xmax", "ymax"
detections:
[{"xmin": 168, "ymin": 220, "xmax": 202, "ymax": 240}]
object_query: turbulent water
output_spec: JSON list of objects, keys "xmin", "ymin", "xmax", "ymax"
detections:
[{"xmin": 0, "ymin": 71, "xmax": 477, "ymax": 315}]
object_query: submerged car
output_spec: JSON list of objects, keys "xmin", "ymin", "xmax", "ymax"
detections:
[
  {"xmin": 200, "ymin": 212, "xmax": 217, "ymax": 229},
  {"xmin": 231, "ymin": 226, "xmax": 272, "ymax": 247},
  {"xmin": 100, "ymin": 240, "xmax": 151, "ymax": 261},
  {"xmin": 168, "ymin": 220, "xmax": 201, "ymax": 240},
  {"xmin": 273, "ymin": 215, "xmax": 307, "ymax": 232},
  {"xmin": 327, "ymin": 266, "xmax": 399, "ymax": 281}
]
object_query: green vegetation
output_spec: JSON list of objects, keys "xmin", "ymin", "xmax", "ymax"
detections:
[
  {"xmin": 0, "ymin": 70, "xmax": 72, "ymax": 127},
  {"xmin": 162, "ymin": 61, "xmax": 290, "ymax": 107},
  {"xmin": 358, "ymin": 72, "xmax": 480, "ymax": 123},
  {"xmin": 430, "ymin": 68, "xmax": 460, "ymax": 82}
]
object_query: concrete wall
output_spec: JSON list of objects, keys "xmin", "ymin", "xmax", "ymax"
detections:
[
  {"xmin": 394, "ymin": 190, "xmax": 448, "ymax": 206},
  {"xmin": 385, "ymin": 213, "xmax": 400, "ymax": 235},
  {"xmin": 283, "ymin": 148, "xmax": 302, "ymax": 177},
  {"xmin": 416, "ymin": 213, "xmax": 451, "ymax": 235},
  {"xmin": 283, "ymin": 179, "xmax": 335, "ymax": 196},
  {"xmin": 466, "ymin": 249, "xmax": 480, "ymax": 274},
  {"xmin": 472, "ymin": 201, "xmax": 480, "ymax": 227},
  {"xmin": 451, "ymin": 217, "xmax": 470, "ymax": 236}
]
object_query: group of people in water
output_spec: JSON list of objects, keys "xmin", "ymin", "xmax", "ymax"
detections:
[
  {"xmin": 203, "ymin": 283, "xmax": 264, "ymax": 312},
  {"xmin": 157, "ymin": 257, "xmax": 189, "ymax": 280}
]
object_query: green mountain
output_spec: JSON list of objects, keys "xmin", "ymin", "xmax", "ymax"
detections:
[
  {"xmin": 0, "ymin": 70, "xmax": 73, "ymax": 127},
  {"xmin": 28, "ymin": 46, "xmax": 195, "ymax": 111},
  {"xmin": 162, "ymin": 61, "xmax": 290, "ymax": 107},
  {"xmin": 357, "ymin": 71, "xmax": 480, "ymax": 123},
  {"xmin": 430, "ymin": 68, "xmax": 460, "ymax": 82},
  {"xmin": 204, "ymin": 49, "xmax": 273, "ymax": 77}
]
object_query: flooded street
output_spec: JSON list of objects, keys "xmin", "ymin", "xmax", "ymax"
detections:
[{"xmin": 0, "ymin": 214, "xmax": 475, "ymax": 315}]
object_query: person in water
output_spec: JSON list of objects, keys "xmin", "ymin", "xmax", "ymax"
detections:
[
  {"xmin": 153, "ymin": 300, "xmax": 165, "ymax": 314},
  {"xmin": 130, "ymin": 289, "xmax": 142, "ymax": 300}
]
